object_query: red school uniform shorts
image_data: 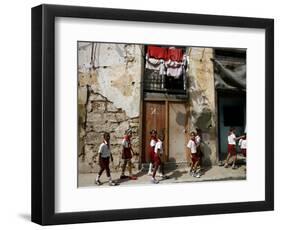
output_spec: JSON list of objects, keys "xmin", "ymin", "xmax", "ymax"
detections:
[
  {"xmin": 191, "ymin": 153, "xmax": 199, "ymax": 164},
  {"xmin": 122, "ymin": 148, "xmax": 132, "ymax": 160},
  {"xmin": 153, "ymin": 154, "xmax": 162, "ymax": 165},
  {"xmin": 228, "ymin": 144, "xmax": 236, "ymax": 156}
]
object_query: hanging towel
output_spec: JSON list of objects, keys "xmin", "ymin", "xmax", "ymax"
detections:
[
  {"xmin": 167, "ymin": 47, "xmax": 183, "ymax": 62},
  {"xmin": 145, "ymin": 56, "xmax": 166, "ymax": 75},
  {"xmin": 165, "ymin": 60, "xmax": 183, "ymax": 79},
  {"xmin": 147, "ymin": 46, "xmax": 167, "ymax": 60}
]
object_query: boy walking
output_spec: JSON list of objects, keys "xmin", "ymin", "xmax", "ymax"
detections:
[
  {"xmin": 187, "ymin": 131, "xmax": 201, "ymax": 178},
  {"xmin": 120, "ymin": 129, "xmax": 138, "ymax": 180},
  {"xmin": 224, "ymin": 127, "xmax": 244, "ymax": 169},
  {"xmin": 95, "ymin": 132, "xmax": 117, "ymax": 186},
  {"xmin": 151, "ymin": 133, "xmax": 167, "ymax": 184},
  {"xmin": 148, "ymin": 129, "xmax": 157, "ymax": 175}
]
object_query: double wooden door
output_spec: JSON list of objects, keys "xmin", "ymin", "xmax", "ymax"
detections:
[
  {"xmin": 142, "ymin": 101, "xmax": 166, "ymax": 163},
  {"xmin": 142, "ymin": 101, "xmax": 188, "ymax": 164}
]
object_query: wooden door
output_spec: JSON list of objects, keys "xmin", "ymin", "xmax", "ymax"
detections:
[
  {"xmin": 169, "ymin": 102, "xmax": 188, "ymax": 162},
  {"xmin": 142, "ymin": 101, "xmax": 166, "ymax": 163}
]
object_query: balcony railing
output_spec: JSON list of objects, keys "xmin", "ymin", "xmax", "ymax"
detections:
[{"xmin": 143, "ymin": 70, "xmax": 186, "ymax": 95}]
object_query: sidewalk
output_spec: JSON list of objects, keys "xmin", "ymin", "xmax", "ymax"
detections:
[{"xmin": 78, "ymin": 164, "xmax": 246, "ymax": 187}]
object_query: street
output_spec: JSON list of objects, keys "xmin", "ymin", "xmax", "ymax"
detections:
[{"xmin": 78, "ymin": 164, "xmax": 246, "ymax": 187}]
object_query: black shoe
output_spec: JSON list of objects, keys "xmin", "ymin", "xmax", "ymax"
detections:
[
  {"xmin": 120, "ymin": 175, "xmax": 128, "ymax": 179},
  {"xmin": 95, "ymin": 180, "xmax": 102, "ymax": 185}
]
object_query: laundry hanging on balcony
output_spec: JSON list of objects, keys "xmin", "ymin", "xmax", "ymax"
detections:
[{"xmin": 144, "ymin": 45, "xmax": 188, "ymax": 92}]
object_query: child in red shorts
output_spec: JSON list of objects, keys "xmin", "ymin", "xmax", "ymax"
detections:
[
  {"xmin": 239, "ymin": 133, "xmax": 247, "ymax": 157},
  {"xmin": 120, "ymin": 129, "xmax": 137, "ymax": 180},
  {"xmin": 187, "ymin": 131, "xmax": 200, "ymax": 178},
  {"xmin": 224, "ymin": 127, "xmax": 244, "ymax": 169},
  {"xmin": 151, "ymin": 133, "xmax": 166, "ymax": 184},
  {"xmin": 195, "ymin": 128, "xmax": 203, "ymax": 173},
  {"xmin": 148, "ymin": 129, "xmax": 157, "ymax": 175},
  {"xmin": 95, "ymin": 132, "xmax": 117, "ymax": 186}
]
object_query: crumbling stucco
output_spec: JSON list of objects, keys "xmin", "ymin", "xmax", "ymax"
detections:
[
  {"xmin": 79, "ymin": 42, "xmax": 142, "ymax": 118},
  {"xmin": 78, "ymin": 42, "xmax": 142, "ymax": 173},
  {"xmin": 78, "ymin": 43, "xmax": 221, "ymax": 173},
  {"xmin": 188, "ymin": 48, "xmax": 217, "ymax": 165}
]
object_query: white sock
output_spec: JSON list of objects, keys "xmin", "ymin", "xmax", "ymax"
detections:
[{"xmin": 96, "ymin": 175, "xmax": 100, "ymax": 181}]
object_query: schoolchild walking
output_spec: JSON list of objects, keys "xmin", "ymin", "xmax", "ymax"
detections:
[
  {"xmin": 147, "ymin": 129, "xmax": 158, "ymax": 175},
  {"xmin": 187, "ymin": 131, "xmax": 201, "ymax": 178},
  {"xmin": 195, "ymin": 128, "xmax": 203, "ymax": 173},
  {"xmin": 95, "ymin": 132, "xmax": 117, "ymax": 186},
  {"xmin": 120, "ymin": 129, "xmax": 138, "ymax": 180},
  {"xmin": 238, "ymin": 133, "xmax": 247, "ymax": 158},
  {"xmin": 239, "ymin": 133, "xmax": 247, "ymax": 171},
  {"xmin": 151, "ymin": 133, "xmax": 167, "ymax": 184},
  {"xmin": 224, "ymin": 127, "xmax": 244, "ymax": 169}
]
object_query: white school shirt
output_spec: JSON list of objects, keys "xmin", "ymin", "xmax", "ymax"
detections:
[
  {"xmin": 154, "ymin": 140, "xmax": 164, "ymax": 155},
  {"xmin": 150, "ymin": 139, "xmax": 157, "ymax": 147},
  {"xmin": 187, "ymin": 140, "xmax": 197, "ymax": 154},
  {"xmin": 195, "ymin": 135, "xmax": 201, "ymax": 147},
  {"xmin": 228, "ymin": 133, "xmax": 236, "ymax": 145},
  {"xmin": 239, "ymin": 139, "xmax": 247, "ymax": 149},
  {"xmin": 122, "ymin": 138, "xmax": 131, "ymax": 148},
  {"xmin": 98, "ymin": 141, "xmax": 111, "ymax": 158}
]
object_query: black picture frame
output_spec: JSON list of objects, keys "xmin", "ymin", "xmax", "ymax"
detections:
[{"xmin": 31, "ymin": 4, "xmax": 274, "ymax": 225}]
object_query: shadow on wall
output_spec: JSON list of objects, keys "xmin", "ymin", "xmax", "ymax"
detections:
[
  {"xmin": 165, "ymin": 157, "xmax": 178, "ymax": 173},
  {"xmin": 201, "ymin": 141, "xmax": 212, "ymax": 166}
]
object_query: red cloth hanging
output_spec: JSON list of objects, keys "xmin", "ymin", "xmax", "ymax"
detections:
[
  {"xmin": 147, "ymin": 46, "xmax": 167, "ymax": 60},
  {"xmin": 167, "ymin": 47, "xmax": 183, "ymax": 62}
]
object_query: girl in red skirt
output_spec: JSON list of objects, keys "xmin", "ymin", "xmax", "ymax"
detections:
[
  {"xmin": 151, "ymin": 133, "xmax": 165, "ymax": 184},
  {"xmin": 120, "ymin": 129, "xmax": 138, "ymax": 180},
  {"xmin": 224, "ymin": 127, "xmax": 244, "ymax": 169},
  {"xmin": 187, "ymin": 131, "xmax": 200, "ymax": 178},
  {"xmin": 239, "ymin": 133, "xmax": 247, "ymax": 157},
  {"xmin": 148, "ymin": 129, "xmax": 157, "ymax": 175}
]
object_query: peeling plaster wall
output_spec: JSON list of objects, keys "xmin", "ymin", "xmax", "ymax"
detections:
[
  {"xmin": 79, "ymin": 42, "xmax": 142, "ymax": 117},
  {"xmin": 78, "ymin": 42, "xmax": 142, "ymax": 173},
  {"xmin": 188, "ymin": 48, "xmax": 217, "ymax": 165},
  {"xmin": 169, "ymin": 103, "xmax": 189, "ymax": 163},
  {"xmin": 78, "ymin": 43, "xmax": 219, "ymax": 173}
]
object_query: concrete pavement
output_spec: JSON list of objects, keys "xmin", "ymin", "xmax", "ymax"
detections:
[{"xmin": 78, "ymin": 164, "xmax": 246, "ymax": 187}]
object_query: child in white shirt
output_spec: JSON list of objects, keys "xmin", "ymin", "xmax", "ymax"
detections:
[
  {"xmin": 239, "ymin": 133, "xmax": 247, "ymax": 157},
  {"xmin": 148, "ymin": 129, "xmax": 157, "ymax": 175},
  {"xmin": 224, "ymin": 127, "xmax": 244, "ymax": 169},
  {"xmin": 187, "ymin": 132, "xmax": 200, "ymax": 178},
  {"xmin": 95, "ymin": 132, "xmax": 117, "ymax": 186},
  {"xmin": 151, "ymin": 134, "xmax": 166, "ymax": 184}
]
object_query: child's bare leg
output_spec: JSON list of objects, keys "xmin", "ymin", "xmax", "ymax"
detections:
[
  {"xmin": 193, "ymin": 160, "xmax": 199, "ymax": 172},
  {"xmin": 152, "ymin": 162, "xmax": 159, "ymax": 178},
  {"xmin": 121, "ymin": 160, "xmax": 127, "ymax": 176},
  {"xmin": 224, "ymin": 153, "xmax": 231, "ymax": 167},
  {"xmin": 190, "ymin": 162, "xmax": 194, "ymax": 171},
  {"xmin": 151, "ymin": 159, "xmax": 160, "ymax": 183},
  {"xmin": 190, "ymin": 161, "xmax": 195, "ymax": 174},
  {"xmin": 148, "ymin": 162, "xmax": 153, "ymax": 175},
  {"xmin": 128, "ymin": 160, "xmax": 132, "ymax": 176},
  {"xmin": 232, "ymin": 155, "xmax": 237, "ymax": 168}
]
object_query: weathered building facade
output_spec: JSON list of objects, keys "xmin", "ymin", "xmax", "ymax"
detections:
[{"xmin": 78, "ymin": 42, "xmax": 246, "ymax": 173}]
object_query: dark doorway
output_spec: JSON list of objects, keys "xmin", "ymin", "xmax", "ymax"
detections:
[{"xmin": 217, "ymin": 90, "xmax": 246, "ymax": 161}]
